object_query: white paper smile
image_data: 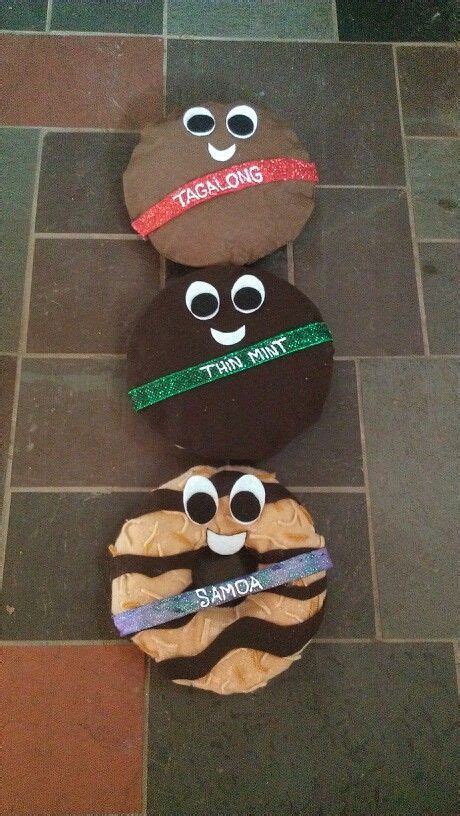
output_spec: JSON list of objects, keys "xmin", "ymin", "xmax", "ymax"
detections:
[
  {"xmin": 210, "ymin": 325, "xmax": 246, "ymax": 346},
  {"xmin": 208, "ymin": 142, "xmax": 236, "ymax": 162},
  {"xmin": 207, "ymin": 529, "xmax": 247, "ymax": 556}
]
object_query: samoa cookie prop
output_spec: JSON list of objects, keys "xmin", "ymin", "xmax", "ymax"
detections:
[
  {"xmin": 110, "ymin": 466, "xmax": 332, "ymax": 695},
  {"xmin": 123, "ymin": 103, "xmax": 318, "ymax": 267},
  {"xmin": 127, "ymin": 266, "xmax": 334, "ymax": 461}
]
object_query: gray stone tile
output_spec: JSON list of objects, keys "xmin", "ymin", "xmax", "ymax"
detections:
[
  {"xmin": 12, "ymin": 358, "xmax": 195, "ymax": 487},
  {"xmin": 420, "ymin": 241, "xmax": 459, "ymax": 354},
  {"xmin": 293, "ymin": 188, "xmax": 424, "ymax": 355},
  {"xmin": 296, "ymin": 492, "xmax": 375, "ymax": 637},
  {"xmin": 264, "ymin": 361, "xmax": 363, "ymax": 486},
  {"xmin": 148, "ymin": 642, "xmax": 458, "ymax": 816},
  {"xmin": 407, "ymin": 138, "xmax": 460, "ymax": 239},
  {"xmin": 166, "ymin": 41, "xmax": 405, "ymax": 185},
  {"xmin": 0, "ymin": 355, "xmax": 16, "ymax": 498},
  {"xmin": 397, "ymin": 46, "xmax": 459, "ymax": 137},
  {"xmin": 360, "ymin": 358, "xmax": 459, "ymax": 638}
]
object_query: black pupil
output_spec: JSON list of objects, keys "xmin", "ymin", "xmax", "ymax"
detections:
[
  {"xmin": 228, "ymin": 114, "xmax": 254, "ymax": 137},
  {"xmin": 230, "ymin": 491, "xmax": 261, "ymax": 523},
  {"xmin": 187, "ymin": 114, "xmax": 214, "ymax": 134},
  {"xmin": 186, "ymin": 492, "xmax": 216, "ymax": 525},
  {"xmin": 191, "ymin": 292, "xmax": 218, "ymax": 318},
  {"xmin": 233, "ymin": 286, "xmax": 262, "ymax": 311}
]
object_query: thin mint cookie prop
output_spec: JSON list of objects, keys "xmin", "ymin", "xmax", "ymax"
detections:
[
  {"xmin": 127, "ymin": 266, "xmax": 333, "ymax": 462},
  {"xmin": 123, "ymin": 103, "xmax": 318, "ymax": 267},
  {"xmin": 110, "ymin": 466, "xmax": 332, "ymax": 695}
]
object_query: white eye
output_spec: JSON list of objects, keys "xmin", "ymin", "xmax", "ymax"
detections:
[
  {"xmin": 231, "ymin": 274, "xmax": 265, "ymax": 314},
  {"xmin": 183, "ymin": 475, "xmax": 218, "ymax": 525},
  {"xmin": 226, "ymin": 105, "xmax": 258, "ymax": 139},
  {"xmin": 229, "ymin": 474, "xmax": 265, "ymax": 524},
  {"xmin": 183, "ymin": 106, "xmax": 215, "ymax": 136},
  {"xmin": 186, "ymin": 281, "xmax": 220, "ymax": 320}
]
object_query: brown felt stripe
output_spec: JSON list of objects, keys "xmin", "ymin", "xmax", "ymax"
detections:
[
  {"xmin": 156, "ymin": 607, "xmax": 325, "ymax": 681},
  {"xmin": 255, "ymin": 546, "xmax": 317, "ymax": 563},
  {"xmin": 273, "ymin": 574, "xmax": 327, "ymax": 600}
]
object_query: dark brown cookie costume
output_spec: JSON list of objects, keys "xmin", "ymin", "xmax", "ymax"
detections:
[
  {"xmin": 123, "ymin": 103, "xmax": 316, "ymax": 267},
  {"xmin": 110, "ymin": 466, "xmax": 328, "ymax": 694},
  {"xmin": 127, "ymin": 266, "xmax": 333, "ymax": 462}
]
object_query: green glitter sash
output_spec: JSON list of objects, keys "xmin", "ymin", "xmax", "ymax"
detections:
[{"xmin": 128, "ymin": 321, "xmax": 333, "ymax": 411}]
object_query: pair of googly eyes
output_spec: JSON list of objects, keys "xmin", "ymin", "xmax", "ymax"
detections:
[
  {"xmin": 183, "ymin": 105, "xmax": 258, "ymax": 139},
  {"xmin": 186, "ymin": 274, "xmax": 265, "ymax": 321},
  {"xmin": 184, "ymin": 474, "xmax": 266, "ymax": 526}
]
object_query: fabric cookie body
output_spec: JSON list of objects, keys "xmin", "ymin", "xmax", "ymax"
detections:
[
  {"xmin": 110, "ymin": 466, "xmax": 329, "ymax": 695},
  {"xmin": 123, "ymin": 103, "xmax": 317, "ymax": 267},
  {"xmin": 128, "ymin": 266, "xmax": 333, "ymax": 462}
]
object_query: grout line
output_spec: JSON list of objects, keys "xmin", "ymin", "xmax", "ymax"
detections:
[
  {"xmin": 286, "ymin": 242, "xmax": 295, "ymax": 285},
  {"xmin": 392, "ymin": 45, "xmax": 430, "ymax": 356},
  {"xmin": 0, "ymin": 130, "xmax": 44, "ymax": 589},
  {"xmin": 417, "ymin": 236, "xmax": 460, "ymax": 244},
  {"xmin": 454, "ymin": 641, "xmax": 460, "ymax": 694},
  {"xmin": 382, "ymin": 637, "xmax": 460, "ymax": 644},
  {"xmin": 34, "ymin": 232, "xmax": 138, "ymax": 240},
  {"xmin": 45, "ymin": 0, "xmax": 53, "ymax": 31},
  {"xmin": 2, "ymin": 124, "xmax": 139, "ymax": 135},
  {"xmin": 23, "ymin": 352, "xmax": 127, "ymax": 359},
  {"xmin": 354, "ymin": 359, "xmax": 384, "ymax": 640},
  {"xmin": 330, "ymin": 0, "xmax": 339, "ymax": 40},
  {"xmin": 162, "ymin": 0, "xmax": 168, "ymax": 116},
  {"xmin": 405, "ymin": 134, "xmax": 460, "ymax": 141},
  {"xmin": 141, "ymin": 659, "xmax": 151, "ymax": 815},
  {"xmin": 288, "ymin": 485, "xmax": 365, "ymax": 494},
  {"xmin": 315, "ymin": 638, "xmax": 373, "ymax": 644},
  {"xmin": 0, "ymin": 351, "xmax": 17, "ymax": 358}
]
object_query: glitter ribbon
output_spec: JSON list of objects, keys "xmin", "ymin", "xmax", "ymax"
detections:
[
  {"xmin": 113, "ymin": 548, "xmax": 332, "ymax": 636},
  {"xmin": 131, "ymin": 156, "xmax": 319, "ymax": 237},
  {"xmin": 128, "ymin": 321, "xmax": 332, "ymax": 411}
]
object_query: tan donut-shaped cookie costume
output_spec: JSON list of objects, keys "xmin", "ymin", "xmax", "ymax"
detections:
[
  {"xmin": 110, "ymin": 465, "xmax": 328, "ymax": 695},
  {"xmin": 123, "ymin": 102, "xmax": 316, "ymax": 267}
]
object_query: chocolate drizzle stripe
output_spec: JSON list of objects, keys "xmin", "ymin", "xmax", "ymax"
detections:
[
  {"xmin": 255, "ymin": 547, "xmax": 317, "ymax": 564},
  {"xmin": 156, "ymin": 608, "xmax": 325, "ymax": 681}
]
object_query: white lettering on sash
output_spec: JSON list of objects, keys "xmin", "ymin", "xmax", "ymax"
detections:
[{"xmin": 196, "ymin": 588, "xmax": 210, "ymax": 608}]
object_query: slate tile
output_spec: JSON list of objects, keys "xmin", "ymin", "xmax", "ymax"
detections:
[
  {"xmin": 0, "ymin": 491, "xmax": 163, "ymax": 640},
  {"xmin": 0, "ymin": 644, "xmax": 144, "ymax": 814},
  {"xmin": 359, "ymin": 358, "xmax": 459, "ymax": 638},
  {"xmin": 0, "ymin": 0, "xmax": 47, "ymax": 30},
  {"xmin": 336, "ymin": 0, "xmax": 457, "ymax": 42},
  {"xmin": 264, "ymin": 361, "xmax": 363, "ymax": 486},
  {"xmin": 51, "ymin": 0, "xmax": 163, "ymax": 34},
  {"xmin": 293, "ymin": 188, "xmax": 424, "ymax": 355},
  {"xmin": 28, "ymin": 238, "xmax": 159, "ymax": 353},
  {"xmin": 166, "ymin": 40, "xmax": 405, "ymax": 185},
  {"xmin": 397, "ymin": 45, "xmax": 459, "ymax": 136},
  {"xmin": 0, "ymin": 127, "xmax": 38, "ymax": 351},
  {"xmin": 0, "ymin": 355, "xmax": 16, "ymax": 497},
  {"xmin": 166, "ymin": 245, "xmax": 289, "ymax": 282},
  {"xmin": 36, "ymin": 132, "xmax": 137, "ymax": 233},
  {"xmin": 419, "ymin": 241, "xmax": 459, "ymax": 354},
  {"xmin": 147, "ymin": 642, "xmax": 458, "ymax": 816},
  {"xmin": 12, "ymin": 358, "xmax": 196, "ymax": 487},
  {"xmin": 296, "ymin": 492, "xmax": 375, "ymax": 637},
  {"xmin": 0, "ymin": 33, "xmax": 163, "ymax": 129},
  {"xmin": 407, "ymin": 138, "xmax": 460, "ymax": 239},
  {"xmin": 167, "ymin": 0, "xmax": 337, "ymax": 39}
]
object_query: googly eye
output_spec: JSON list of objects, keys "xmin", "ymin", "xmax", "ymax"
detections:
[
  {"xmin": 183, "ymin": 475, "xmax": 219, "ymax": 525},
  {"xmin": 183, "ymin": 106, "xmax": 215, "ymax": 136},
  {"xmin": 186, "ymin": 281, "xmax": 220, "ymax": 320},
  {"xmin": 231, "ymin": 274, "xmax": 265, "ymax": 314},
  {"xmin": 229, "ymin": 474, "xmax": 265, "ymax": 524},
  {"xmin": 226, "ymin": 105, "xmax": 258, "ymax": 139}
]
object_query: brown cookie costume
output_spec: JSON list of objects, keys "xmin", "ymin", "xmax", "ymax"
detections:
[
  {"xmin": 127, "ymin": 266, "xmax": 333, "ymax": 462},
  {"xmin": 110, "ymin": 466, "xmax": 328, "ymax": 694},
  {"xmin": 123, "ymin": 103, "xmax": 317, "ymax": 267}
]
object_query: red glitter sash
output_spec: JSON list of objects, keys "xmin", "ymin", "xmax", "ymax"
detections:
[{"xmin": 131, "ymin": 157, "xmax": 318, "ymax": 238}]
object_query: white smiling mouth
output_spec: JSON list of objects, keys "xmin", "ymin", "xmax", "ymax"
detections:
[
  {"xmin": 207, "ymin": 530, "xmax": 247, "ymax": 556},
  {"xmin": 210, "ymin": 325, "xmax": 246, "ymax": 346},
  {"xmin": 208, "ymin": 142, "xmax": 236, "ymax": 162}
]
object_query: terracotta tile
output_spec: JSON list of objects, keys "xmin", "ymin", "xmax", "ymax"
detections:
[
  {"xmin": 36, "ymin": 131, "xmax": 137, "ymax": 233},
  {"xmin": 0, "ymin": 34, "xmax": 163, "ymax": 129},
  {"xmin": 0, "ymin": 644, "xmax": 145, "ymax": 814},
  {"xmin": 293, "ymin": 188, "xmax": 424, "ymax": 355},
  {"xmin": 28, "ymin": 238, "xmax": 159, "ymax": 353},
  {"xmin": 12, "ymin": 357, "xmax": 196, "ymax": 487}
]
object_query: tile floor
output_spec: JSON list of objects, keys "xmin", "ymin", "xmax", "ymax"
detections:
[{"xmin": 0, "ymin": 2, "xmax": 458, "ymax": 814}]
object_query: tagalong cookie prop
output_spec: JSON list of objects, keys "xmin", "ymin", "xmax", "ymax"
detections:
[
  {"xmin": 123, "ymin": 103, "xmax": 318, "ymax": 267},
  {"xmin": 110, "ymin": 466, "xmax": 332, "ymax": 694},
  {"xmin": 128, "ymin": 266, "xmax": 333, "ymax": 461}
]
